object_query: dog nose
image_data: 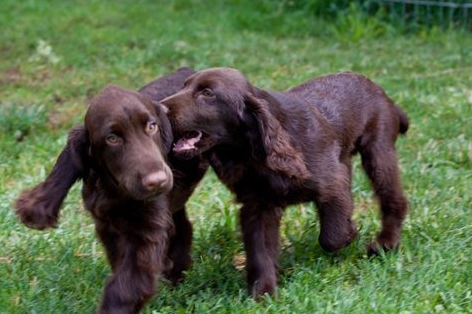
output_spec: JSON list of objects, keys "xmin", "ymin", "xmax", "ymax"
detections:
[
  {"xmin": 158, "ymin": 103, "xmax": 169, "ymax": 114},
  {"xmin": 160, "ymin": 93, "xmax": 179, "ymax": 108},
  {"xmin": 158, "ymin": 101, "xmax": 170, "ymax": 115},
  {"xmin": 159, "ymin": 96, "xmax": 171, "ymax": 107},
  {"xmin": 142, "ymin": 170, "xmax": 170, "ymax": 192}
]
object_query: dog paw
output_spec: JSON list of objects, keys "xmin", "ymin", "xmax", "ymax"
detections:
[
  {"xmin": 163, "ymin": 269, "xmax": 185, "ymax": 286},
  {"xmin": 319, "ymin": 219, "xmax": 358, "ymax": 253},
  {"xmin": 367, "ymin": 239, "xmax": 399, "ymax": 256},
  {"xmin": 163, "ymin": 258, "xmax": 190, "ymax": 286},
  {"xmin": 250, "ymin": 277, "xmax": 277, "ymax": 301}
]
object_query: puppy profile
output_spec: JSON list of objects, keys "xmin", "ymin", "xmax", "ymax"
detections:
[{"xmin": 162, "ymin": 67, "xmax": 409, "ymax": 298}]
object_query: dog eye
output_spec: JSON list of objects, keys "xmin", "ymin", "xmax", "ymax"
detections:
[
  {"xmin": 106, "ymin": 133, "xmax": 122, "ymax": 145},
  {"xmin": 147, "ymin": 122, "xmax": 158, "ymax": 134},
  {"xmin": 201, "ymin": 88, "xmax": 215, "ymax": 98}
]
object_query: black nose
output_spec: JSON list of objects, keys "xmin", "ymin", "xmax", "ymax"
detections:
[{"xmin": 142, "ymin": 170, "xmax": 170, "ymax": 192}]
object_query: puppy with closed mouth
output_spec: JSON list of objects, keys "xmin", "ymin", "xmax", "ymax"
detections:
[
  {"xmin": 15, "ymin": 68, "xmax": 209, "ymax": 314},
  {"xmin": 161, "ymin": 67, "xmax": 409, "ymax": 298}
]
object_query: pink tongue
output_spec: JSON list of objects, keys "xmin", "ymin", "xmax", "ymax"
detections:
[{"xmin": 173, "ymin": 132, "xmax": 202, "ymax": 152}]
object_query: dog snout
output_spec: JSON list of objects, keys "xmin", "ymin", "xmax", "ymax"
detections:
[
  {"xmin": 158, "ymin": 103, "xmax": 169, "ymax": 114},
  {"xmin": 160, "ymin": 91, "xmax": 186, "ymax": 108},
  {"xmin": 142, "ymin": 170, "xmax": 172, "ymax": 193},
  {"xmin": 159, "ymin": 95, "xmax": 174, "ymax": 108},
  {"xmin": 159, "ymin": 100, "xmax": 171, "ymax": 115}
]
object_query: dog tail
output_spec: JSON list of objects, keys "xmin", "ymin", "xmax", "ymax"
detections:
[{"xmin": 396, "ymin": 105, "xmax": 409, "ymax": 134}]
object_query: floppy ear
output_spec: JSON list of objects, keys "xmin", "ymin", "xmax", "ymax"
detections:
[
  {"xmin": 14, "ymin": 125, "xmax": 88, "ymax": 230},
  {"xmin": 152, "ymin": 100, "xmax": 174, "ymax": 153},
  {"xmin": 243, "ymin": 92, "xmax": 310, "ymax": 180}
]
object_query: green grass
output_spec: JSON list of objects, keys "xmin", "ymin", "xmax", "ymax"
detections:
[{"xmin": 1, "ymin": 0, "xmax": 471, "ymax": 313}]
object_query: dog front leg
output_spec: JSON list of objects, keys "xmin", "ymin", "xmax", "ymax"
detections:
[
  {"xmin": 315, "ymin": 163, "xmax": 358, "ymax": 253},
  {"xmin": 240, "ymin": 203, "xmax": 282, "ymax": 300},
  {"xmin": 164, "ymin": 208, "xmax": 193, "ymax": 285},
  {"xmin": 97, "ymin": 234, "xmax": 168, "ymax": 314}
]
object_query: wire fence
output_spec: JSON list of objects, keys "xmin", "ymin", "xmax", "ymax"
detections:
[{"xmin": 365, "ymin": 0, "xmax": 472, "ymax": 29}]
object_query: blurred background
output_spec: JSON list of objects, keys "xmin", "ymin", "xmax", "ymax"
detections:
[{"xmin": 1, "ymin": 1, "xmax": 471, "ymax": 313}]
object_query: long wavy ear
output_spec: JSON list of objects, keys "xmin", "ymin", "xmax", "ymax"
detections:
[
  {"xmin": 243, "ymin": 92, "xmax": 310, "ymax": 180},
  {"xmin": 14, "ymin": 125, "xmax": 88, "ymax": 230}
]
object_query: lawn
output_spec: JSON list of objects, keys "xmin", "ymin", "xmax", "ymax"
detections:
[{"xmin": 1, "ymin": 0, "xmax": 471, "ymax": 313}]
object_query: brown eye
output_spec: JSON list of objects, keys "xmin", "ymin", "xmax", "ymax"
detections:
[
  {"xmin": 106, "ymin": 134, "xmax": 121, "ymax": 145},
  {"xmin": 201, "ymin": 88, "xmax": 214, "ymax": 97},
  {"xmin": 147, "ymin": 122, "xmax": 158, "ymax": 134}
]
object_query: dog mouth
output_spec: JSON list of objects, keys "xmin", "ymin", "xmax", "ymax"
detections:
[{"xmin": 173, "ymin": 131, "xmax": 203, "ymax": 154}]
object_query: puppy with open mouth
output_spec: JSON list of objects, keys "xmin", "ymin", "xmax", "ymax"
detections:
[{"xmin": 161, "ymin": 67, "xmax": 409, "ymax": 298}]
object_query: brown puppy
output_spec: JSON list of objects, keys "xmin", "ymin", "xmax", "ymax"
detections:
[
  {"xmin": 161, "ymin": 67, "xmax": 409, "ymax": 298},
  {"xmin": 15, "ymin": 68, "xmax": 208, "ymax": 314}
]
